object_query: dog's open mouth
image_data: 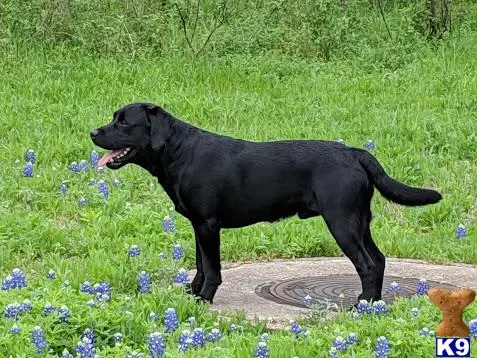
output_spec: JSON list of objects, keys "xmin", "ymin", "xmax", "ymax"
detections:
[{"xmin": 97, "ymin": 147, "xmax": 137, "ymax": 167}]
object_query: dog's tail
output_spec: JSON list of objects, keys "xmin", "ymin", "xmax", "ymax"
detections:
[{"xmin": 353, "ymin": 148, "xmax": 442, "ymax": 206}]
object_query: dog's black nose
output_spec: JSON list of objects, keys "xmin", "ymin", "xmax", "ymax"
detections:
[{"xmin": 90, "ymin": 129, "xmax": 99, "ymax": 138}]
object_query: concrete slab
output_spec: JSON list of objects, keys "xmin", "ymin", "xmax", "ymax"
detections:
[{"xmin": 188, "ymin": 257, "xmax": 477, "ymax": 328}]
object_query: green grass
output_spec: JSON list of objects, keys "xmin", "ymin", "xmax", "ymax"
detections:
[{"xmin": 1, "ymin": 3, "xmax": 477, "ymax": 355}]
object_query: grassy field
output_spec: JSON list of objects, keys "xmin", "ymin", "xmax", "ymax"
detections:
[{"xmin": 1, "ymin": 0, "xmax": 477, "ymax": 356}]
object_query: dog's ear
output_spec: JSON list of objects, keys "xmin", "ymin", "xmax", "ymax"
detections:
[{"xmin": 144, "ymin": 104, "xmax": 170, "ymax": 152}]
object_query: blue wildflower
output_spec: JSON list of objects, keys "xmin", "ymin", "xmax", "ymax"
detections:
[
  {"xmin": 79, "ymin": 197, "xmax": 88, "ymax": 206},
  {"xmin": 164, "ymin": 308, "xmax": 179, "ymax": 333},
  {"xmin": 411, "ymin": 307, "xmax": 419, "ymax": 319},
  {"xmin": 374, "ymin": 336, "xmax": 390, "ymax": 358},
  {"xmin": 328, "ymin": 347, "xmax": 338, "ymax": 358},
  {"xmin": 97, "ymin": 180, "xmax": 109, "ymax": 199},
  {"xmin": 138, "ymin": 271, "xmax": 151, "ymax": 294},
  {"xmin": 259, "ymin": 333, "xmax": 270, "ymax": 342},
  {"xmin": 82, "ymin": 328, "xmax": 95, "ymax": 345},
  {"xmin": 356, "ymin": 299, "xmax": 372, "ymax": 314},
  {"xmin": 207, "ymin": 328, "xmax": 222, "ymax": 342},
  {"xmin": 24, "ymin": 149, "xmax": 36, "ymax": 164},
  {"xmin": 31, "ymin": 326, "xmax": 48, "ymax": 354},
  {"xmin": 10, "ymin": 323, "xmax": 21, "ymax": 335},
  {"xmin": 388, "ymin": 282, "xmax": 400, "ymax": 295},
  {"xmin": 4, "ymin": 303, "xmax": 20, "ymax": 319},
  {"xmin": 90, "ymin": 150, "xmax": 99, "ymax": 166},
  {"xmin": 416, "ymin": 278, "xmax": 429, "ymax": 296},
  {"xmin": 128, "ymin": 245, "xmax": 141, "ymax": 257},
  {"xmin": 255, "ymin": 341, "xmax": 270, "ymax": 358},
  {"xmin": 373, "ymin": 300, "xmax": 388, "ymax": 315},
  {"xmin": 190, "ymin": 328, "xmax": 206, "ymax": 348},
  {"xmin": 302, "ymin": 294, "xmax": 312, "ymax": 306},
  {"xmin": 346, "ymin": 332, "xmax": 359, "ymax": 345},
  {"xmin": 19, "ymin": 299, "xmax": 32, "ymax": 313},
  {"xmin": 333, "ymin": 336, "xmax": 347, "ymax": 352},
  {"xmin": 79, "ymin": 160, "xmax": 89, "ymax": 172},
  {"xmin": 75, "ymin": 337, "xmax": 96, "ymax": 358},
  {"xmin": 113, "ymin": 332, "xmax": 123, "ymax": 343},
  {"xmin": 60, "ymin": 183, "xmax": 68, "ymax": 194},
  {"xmin": 1, "ymin": 276, "xmax": 12, "ymax": 290},
  {"xmin": 148, "ymin": 332, "xmax": 166, "ymax": 357},
  {"xmin": 80, "ymin": 281, "xmax": 94, "ymax": 294},
  {"xmin": 174, "ymin": 268, "xmax": 188, "ymax": 285},
  {"xmin": 230, "ymin": 324, "xmax": 238, "ymax": 332},
  {"xmin": 10, "ymin": 268, "xmax": 27, "ymax": 289},
  {"xmin": 23, "ymin": 162, "xmax": 33, "ymax": 177},
  {"xmin": 172, "ymin": 244, "xmax": 184, "ymax": 260},
  {"xmin": 94, "ymin": 282, "xmax": 111, "ymax": 302},
  {"xmin": 365, "ymin": 140, "xmax": 375, "ymax": 150},
  {"xmin": 468, "ymin": 318, "xmax": 477, "ymax": 338},
  {"xmin": 43, "ymin": 302, "xmax": 55, "ymax": 315},
  {"xmin": 69, "ymin": 161, "xmax": 80, "ymax": 174},
  {"xmin": 96, "ymin": 166, "xmax": 105, "ymax": 174},
  {"xmin": 149, "ymin": 311, "xmax": 159, "ymax": 321},
  {"xmin": 162, "ymin": 216, "xmax": 176, "ymax": 233},
  {"xmin": 46, "ymin": 269, "xmax": 56, "ymax": 280},
  {"xmin": 178, "ymin": 330, "xmax": 191, "ymax": 352},
  {"xmin": 456, "ymin": 224, "xmax": 467, "ymax": 239},
  {"xmin": 61, "ymin": 349, "xmax": 74, "ymax": 358},
  {"xmin": 290, "ymin": 320, "xmax": 304, "ymax": 338},
  {"xmin": 57, "ymin": 305, "xmax": 71, "ymax": 323}
]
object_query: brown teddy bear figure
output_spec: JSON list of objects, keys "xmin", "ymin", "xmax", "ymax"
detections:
[{"xmin": 428, "ymin": 287, "xmax": 476, "ymax": 337}]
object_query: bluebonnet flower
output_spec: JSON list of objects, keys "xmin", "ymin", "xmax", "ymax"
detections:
[
  {"xmin": 31, "ymin": 326, "xmax": 48, "ymax": 354},
  {"xmin": 207, "ymin": 328, "xmax": 222, "ymax": 342},
  {"xmin": 388, "ymin": 282, "xmax": 400, "ymax": 296},
  {"xmin": 61, "ymin": 349, "xmax": 74, "ymax": 358},
  {"xmin": 60, "ymin": 183, "xmax": 68, "ymax": 194},
  {"xmin": 1, "ymin": 276, "xmax": 12, "ymax": 290},
  {"xmin": 346, "ymin": 332, "xmax": 359, "ymax": 345},
  {"xmin": 90, "ymin": 150, "xmax": 99, "ymax": 166},
  {"xmin": 88, "ymin": 178, "xmax": 97, "ymax": 186},
  {"xmin": 178, "ymin": 330, "xmax": 191, "ymax": 352},
  {"xmin": 23, "ymin": 162, "xmax": 34, "ymax": 177},
  {"xmin": 254, "ymin": 341, "xmax": 270, "ymax": 358},
  {"xmin": 374, "ymin": 336, "xmax": 390, "ymax": 358},
  {"xmin": 46, "ymin": 269, "xmax": 56, "ymax": 280},
  {"xmin": 328, "ymin": 347, "xmax": 338, "ymax": 358},
  {"xmin": 19, "ymin": 299, "xmax": 33, "ymax": 313},
  {"xmin": 189, "ymin": 328, "xmax": 206, "ymax": 348},
  {"xmin": 161, "ymin": 216, "xmax": 176, "ymax": 233},
  {"xmin": 79, "ymin": 160, "xmax": 89, "ymax": 172},
  {"xmin": 113, "ymin": 332, "xmax": 123, "ymax": 343},
  {"xmin": 456, "ymin": 224, "xmax": 467, "ymax": 239},
  {"xmin": 416, "ymin": 278, "xmax": 429, "ymax": 296},
  {"xmin": 11, "ymin": 268, "xmax": 27, "ymax": 289},
  {"xmin": 158, "ymin": 252, "xmax": 167, "ymax": 260},
  {"xmin": 75, "ymin": 337, "xmax": 96, "ymax": 358},
  {"xmin": 259, "ymin": 333, "xmax": 270, "ymax": 342},
  {"xmin": 148, "ymin": 332, "xmax": 166, "ymax": 357},
  {"xmin": 364, "ymin": 140, "xmax": 375, "ymax": 150},
  {"xmin": 94, "ymin": 282, "xmax": 111, "ymax": 302},
  {"xmin": 164, "ymin": 308, "xmax": 179, "ymax": 333},
  {"xmin": 411, "ymin": 307, "xmax": 419, "ymax": 318},
  {"xmin": 128, "ymin": 245, "xmax": 141, "ymax": 257},
  {"xmin": 356, "ymin": 299, "xmax": 372, "ymax": 314},
  {"xmin": 4, "ymin": 303, "xmax": 20, "ymax": 319},
  {"xmin": 69, "ymin": 161, "xmax": 80, "ymax": 174},
  {"xmin": 138, "ymin": 271, "xmax": 152, "ymax": 294},
  {"xmin": 174, "ymin": 268, "xmax": 188, "ymax": 285},
  {"xmin": 81, "ymin": 281, "xmax": 94, "ymax": 294},
  {"xmin": 79, "ymin": 197, "xmax": 88, "ymax": 206},
  {"xmin": 373, "ymin": 300, "xmax": 388, "ymax": 315},
  {"xmin": 10, "ymin": 323, "xmax": 21, "ymax": 334},
  {"xmin": 149, "ymin": 311, "xmax": 160, "ymax": 321},
  {"xmin": 113, "ymin": 179, "xmax": 121, "ymax": 187},
  {"xmin": 302, "ymin": 294, "xmax": 312, "ymax": 306},
  {"xmin": 468, "ymin": 318, "xmax": 477, "ymax": 338},
  {"xmin": 43, "ymin": 302, "xmax": 56, "ymax": 315},
  {"xmin": 57, "ymin": 305, "xmax": 71, "ymax": 323},
  {"xmin": 82, "ymin": 328, "xmax": 95, "ymax": 345},
  {"xmin": 333, "ymin": 336, "xmax": 347, "ymax": 352},
  {"xmin": 25, "ymin": 149, "xmax": 36, "ymax": 164},
  {"xmin": 290, "ymin": 320, "xmax": 304, "ymax": 338},
  {"xmin": 96, "ymin": 166, "xmax": 105, "ymax": 174},
  {"xmin": 172, "ymin": 244, "xmax": 184, "ymax": 260},
  {"xmin": 97, "ymin": 180, "xmax": 109, "ymax": 198}
]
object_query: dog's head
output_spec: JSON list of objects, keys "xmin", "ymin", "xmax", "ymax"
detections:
[{"xmin": 90, "ymin": 102, "xmax": 171, "ymax": 169}]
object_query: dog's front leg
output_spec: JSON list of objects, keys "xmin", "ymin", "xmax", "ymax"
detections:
[
  {"xmin": 193, "ymin": 221, "xmax": 222, "ymax": 303},
  {"xmin": 187, "ymin": 232, "xmax": 205, "ymax": 296}
]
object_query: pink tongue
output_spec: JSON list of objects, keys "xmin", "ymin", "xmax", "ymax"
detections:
[{"xmin": 97, "ymin": 150, "xmax": 122, "ymax": 167}]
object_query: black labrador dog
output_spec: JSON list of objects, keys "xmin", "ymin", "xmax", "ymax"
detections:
[{"xmin": 91, "ymin": 102, "xmax": 442, "ymax": 305}]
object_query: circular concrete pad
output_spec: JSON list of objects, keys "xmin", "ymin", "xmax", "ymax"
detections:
[{"xmin": 188, "ymin": 257, "xmax": 477, "ymax": 328}]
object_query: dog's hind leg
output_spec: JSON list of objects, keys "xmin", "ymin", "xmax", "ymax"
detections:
[
  {"xmin": 186, "ymin": 233, "xmax": 205, "ymax": 297},
  {"xmin": 322, "ymin": 210, "xmax": 380, "ymax": 303},
  {"xmin": 362, "ymin": 212, "xmax": 385, "ymax": 301}
]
